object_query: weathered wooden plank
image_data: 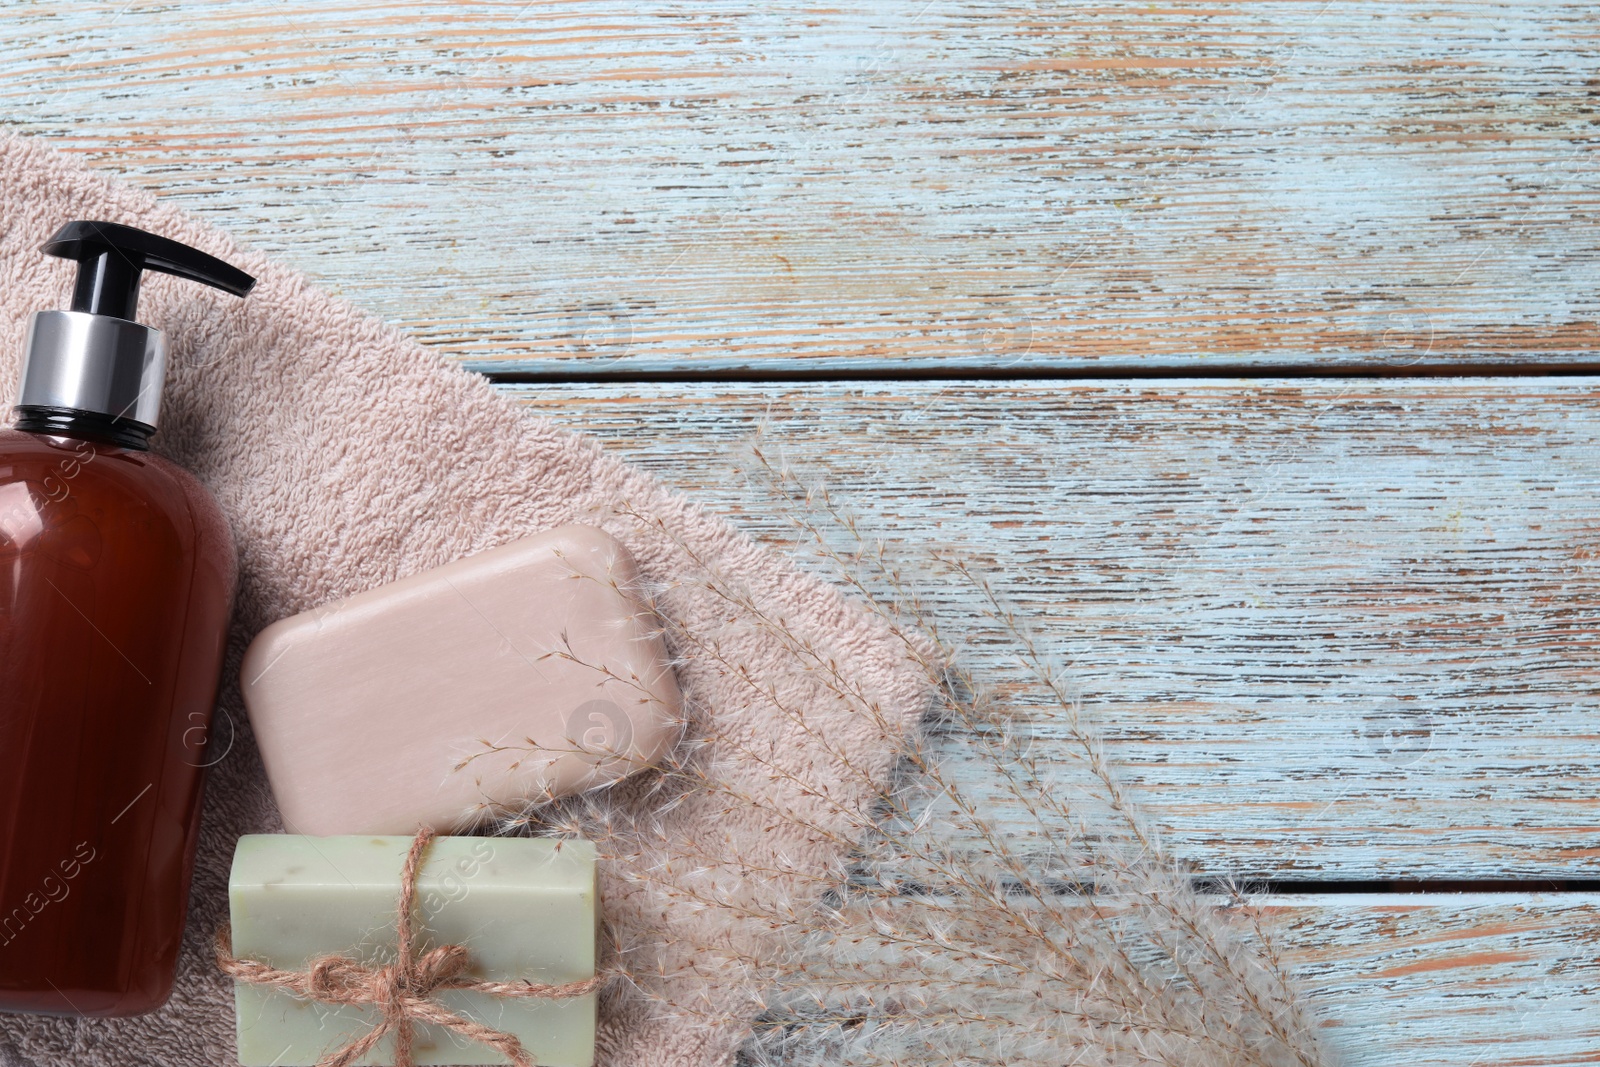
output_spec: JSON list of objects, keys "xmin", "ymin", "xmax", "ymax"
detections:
[
  {"xmin": 501, "ymin": 379, "xmax": 1600, "ymax": 881},
  {"xmin": 749, "ymin": 894, "xmax": 1600, "ymax": 1067},
  {"xmin": 1, "ymin": 2, "xmax": 1594, "ymax": 373},
  {"xmin": 1265, "ymin": 895, "xmax": 1600, "ymax": 1067}
]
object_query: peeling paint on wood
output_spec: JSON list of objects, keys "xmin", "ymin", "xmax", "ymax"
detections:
[
  {"xmin": 1270, "ymin": 894, "xmax": 1600, "ymax": 1066},
  {"xmin": 501, "ymin": 379, "xmax": 1600, "ymax": 882},
  {"xmin": 0, "ymin": 2, "xmax": 1594, "ymax": 372}
]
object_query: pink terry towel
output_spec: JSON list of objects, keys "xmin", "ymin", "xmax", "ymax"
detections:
[{"xmin": 0, "ymin": 133, "xmax": 931, "ymax": 1067}]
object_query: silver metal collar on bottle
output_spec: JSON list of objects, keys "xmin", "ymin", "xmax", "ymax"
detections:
[{"xmin": 16, "ymin": 310, "xmax": 166, "ymax": 430}]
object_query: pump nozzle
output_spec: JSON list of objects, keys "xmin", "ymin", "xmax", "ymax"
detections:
[
  {"xmin": 12, "ymin": 220, "xmax": 257, "ymax": 447},
  {"xmin": 42, "ymin": 220, "xmax": 256, "ymax": 323}
]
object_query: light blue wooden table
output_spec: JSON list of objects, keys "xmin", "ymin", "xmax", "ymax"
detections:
[{"xmin": 2, "ymin": 3, "xmax": 1597, "ymax": 1063}]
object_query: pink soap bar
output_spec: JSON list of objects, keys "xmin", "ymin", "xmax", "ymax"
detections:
[{"xmin": 240, "ymin": 525, "xmax": 682, "ymax": 834}]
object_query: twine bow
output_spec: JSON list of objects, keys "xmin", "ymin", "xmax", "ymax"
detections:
[{"xmin": 216, "ymin": 828, "xmax": 601, "ymax": 1067}]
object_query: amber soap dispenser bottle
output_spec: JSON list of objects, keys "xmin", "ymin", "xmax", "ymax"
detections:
[{"xmin": 0, "ymin": 221, "xmax": 253, "ymax": 1016}]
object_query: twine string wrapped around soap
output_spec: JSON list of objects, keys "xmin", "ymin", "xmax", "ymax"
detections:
[{"xmin": 215, "ymin": 827, "xmax": 601, "ymax": 1067}]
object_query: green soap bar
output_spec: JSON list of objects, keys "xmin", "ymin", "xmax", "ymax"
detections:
[{"xmin": 228, "ymin": 835, "xmax": 597, "ymax": 1067}]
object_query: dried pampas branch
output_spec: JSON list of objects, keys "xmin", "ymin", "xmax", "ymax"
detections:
[{"xmin": 507, "ymin": 428, "xmax": 1333, "ymax": 1067}]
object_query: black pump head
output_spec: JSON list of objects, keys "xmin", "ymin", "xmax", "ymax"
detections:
[
  {"xmin": 41, "ymin": 220, "xmax": 256, "ymax": 323},
  {"xmin": 13, "ymin": 221, "xmax": 258, "ymax": 446}
]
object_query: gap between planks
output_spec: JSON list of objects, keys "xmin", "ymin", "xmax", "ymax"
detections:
[{"xmin": 479, "ymin": 362, "xmax": 1600, "ymax": 385}]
